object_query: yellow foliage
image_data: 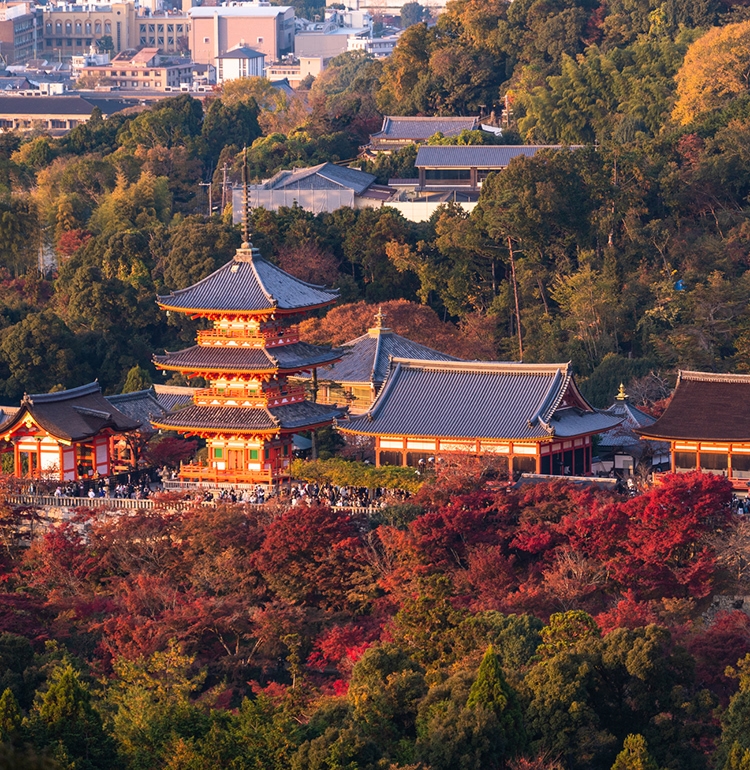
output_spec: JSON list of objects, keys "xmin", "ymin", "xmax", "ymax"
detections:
[{"xmin": 673, "ymin": 21, "xmax": 750, "ymax": 125}]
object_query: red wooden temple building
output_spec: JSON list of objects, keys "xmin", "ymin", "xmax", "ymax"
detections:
[
  {"xmin": 636, "ymin": 370, "xmax": 750, "ymax": 490},
  {"xmin": 337, "ymin": 359, "xmax": 622, "ymax": 475},
  {"xmin": 0, "ymin": 382, "xmax": 140, "ymax": 480},
  {"xmin": 150, "ymin": 235, "xmax": 344, "ymax": 486}
]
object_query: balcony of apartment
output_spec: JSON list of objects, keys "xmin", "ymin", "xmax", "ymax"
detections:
[{"xmin": 196, "ymin": 326, "xmax": 299, "ymax": 348}]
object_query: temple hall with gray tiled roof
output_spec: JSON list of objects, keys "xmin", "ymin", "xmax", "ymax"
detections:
[
  {"xmin": 296, "ymin": 310, "xmax": 460, "ymax": 413},
  {"xmin": 336, "ymin": 359, "xmax": 622, "ymax": 476}
]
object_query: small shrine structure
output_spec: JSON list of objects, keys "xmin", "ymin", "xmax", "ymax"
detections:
[
  {"xmin": 150, "ymin": 161, "xmax": 344, "ymax": 486},
  {"xmin": 0, "ymin": 382, "xmax": 140, "ymax": 480},
  {"xmin": 636, "ymin": 370, "xmax": 750, "ymax": 489},
  {"xmin": 336, "ymin": 359, "xmax": 621, "ymax": 475},
  {"xmin": 595, "ymin": 383, "xmax": 668, "ymax": 475},
  {"xmin": 298, "ymin": 309, "xmax": 460, "ymax": 413}
]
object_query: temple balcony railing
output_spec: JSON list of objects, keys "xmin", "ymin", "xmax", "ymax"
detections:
[
  {"xmin": 194, "ymin": 385, "xmax": 307, "ymax": 407},
  {"xmin": 179, "ymin": 462, "xmax": 293, "ymax": 485},
  {"xmin": 197, "ymin": 327, "xmax": 299, "ymax": 348}
]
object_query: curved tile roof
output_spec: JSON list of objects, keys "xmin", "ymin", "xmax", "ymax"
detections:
[
  {"xmin": 313, "ymin": 328, "xmax": 459, "ymax": 385},
  {"xmin": 152, "ymin": 400, "xmax": 344, "ymax": 433},
  {"xmin": 338, "ymin": 359, "xmax": 620, "ymax": 442},
  {"xmin": 157, "ymin": 247, "xmax": 339, "ymax": 315},
  {"xmin": 154, "ymin": 342, "xmax": 341, "ymax": 374},
  {"xmin": 637, "ymin": 370, "xmax": 750, "ymax": 441},
  {"xmin": 0, "ymin": 382, "xmax": 139, "ymax": 443}
]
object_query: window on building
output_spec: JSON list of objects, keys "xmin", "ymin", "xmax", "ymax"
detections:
[
  {"xmin": 46, "ymin": 39, "xmax": 52, "ymax": 46},
  {"xmin": 104, "ymin": 22, "xmax": 111, "ymax": 33},
  {"xmin": 46, "ymin": 21, "xmax": 52, "ymax": 32},
  {"xmin": 75, "ymin": 21, "xmax": 81, "ymax": 33},
  {"xmin": 76, "ymin": 38, "xmax": 82, "ymax": 45},
  {"xmin": 674, "ymin": 451, "xmax": 697, "ymax": 472},
  {"xmin": 213, "ymin": 447, "xmax": 223, "ymax": 459},
  {"xmin": 732, "ymin": 454, "xmax": 750, "ymax": 478},
  {"xmin": 701, "ymin": 452, "xmax": 728, "ymax": 474},
  {"xmin": 66, "ymin": 38, "xmax": 72, "ymax": 46},
  {"xmin": 257, "ymin": 36, "xmax": 263, "ymax": 43},
  {"xmin": 55, "ymin": 21, "xmax": 62, "ymax": 32},
  {"xmin": 203, "ymin": 36, "xmax": 209, "ymax": 43},
  {"xmin": 95, "ymin": 22, "xmax": 101, "ymax": 34},
  {"xmin": 85, "ymin": 38, "xmax": 91, "ymax": 45},
  {"xmin": 56, "ymin": 38, "xmax": 62, "ymax": 45},
  {"xmin": 65, "ymin": 21, "xmax": 71, "ymax": 33},
  {"xmin": 249, "ymin": 449, "xmax": 258, "ymax": 460}
]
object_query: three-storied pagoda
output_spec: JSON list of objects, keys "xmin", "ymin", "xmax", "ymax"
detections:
[{"xmin": 151, "ymin": 167, "xmax": 344, "ymax": 486}]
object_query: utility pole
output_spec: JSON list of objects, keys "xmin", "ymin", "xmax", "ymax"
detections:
[
  {"xmin": 220, "ymin": 162, "xmax": 228, "ymax": 211},
  {"xmin": 198, "ymin": 180, "xmax": 212, "ymax": 216},
  {"xmin": 507, "ymin": 236, "xmax": 523, "ymax": 362}
]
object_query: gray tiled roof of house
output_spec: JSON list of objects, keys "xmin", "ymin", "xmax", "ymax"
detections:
[
  {"xmin": 263, "ymin": 163, "xmax": 376, "ymax": 194},
  {"xmin": 0, "ymin": 94, "xmax": 131, "ymax": 116},
  {"xmin": 155, "ymin": 342, "xmax": 342, "ymax": 375},
  {"xmin": 152, "ymin": 400, "xmax": 344, "ymax": 433},
  {"xmin": 153, "ymin": 384, "xmax": 197, "ymax": 412},
  {"xmin": 216, "ymin": 46, "xmax": 265, "ymax": 59},
  {"xmin": 313, "ymin": 327, "xmax": 459, "ymax": 386},
  {"xmin": 415, "ymin": 145, "xmax": 568, "ymax": 168},
  {"xmin": 338, "ymin": 359, "xmax": 621, "ymax": 441},
  {"xmin": 157, "ymin": 248, "xmax": 339, "ymax": 314},
  {"xmin": 0, "ymin": 382, "xmax": 139, "ymax": 443},
  {"xmin": 372, "ymin": 116, "xmax": 480, "ymax": 141},
  {"xmin": 106, "ymin": 388, "xmax": 167, "ymax": 432}
]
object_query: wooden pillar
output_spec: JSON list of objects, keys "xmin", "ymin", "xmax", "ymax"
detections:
[
  {"xmin": 36, "ymin": 439, "xmax": 41, "ymax": 478},
  {"xmin": 535, "ymin": 447, "xmax": 541, "ymax": 474},
  {"xmin": 13, "ymin": 441, "xmax": 20, "ymax": 478},
  {"xmin": 670, "ymin": 442, "xmax": 675, "ymax": 473}
]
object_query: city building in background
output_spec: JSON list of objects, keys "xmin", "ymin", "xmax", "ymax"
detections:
[
  {"xmin": 80, "ymin": 46, "xmax": 193, "ymax": 89},
  {"xmin": 188, "ymin": 4, "xmax": 294, "ymax": 65},
  {"xmin": 215, "ymin": 43, "xmax": 263, "ymax": 83},
  {"xmin": 0, "ymin": 1, "xmax": 42, "ymax": 64}
]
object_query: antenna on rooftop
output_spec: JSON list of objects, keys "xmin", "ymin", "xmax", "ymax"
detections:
[{"xmin": 241, "ymin": 145, "xmax": 251, "ymax": 249}]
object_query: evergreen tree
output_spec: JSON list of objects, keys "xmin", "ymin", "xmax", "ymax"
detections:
[
  {"xmin": 0, "ymin": 687, "xmax": 22, "ymax": 742},
  {"xmin": 26, "ymin": 663, "xmax": 117, "ymax": 770},
  {"xmin": 122, "ymin": 364, "xmax": 153, "ymax": 393},
  {"xmin": 611, "ymin": 734, "xmax": 659, "ymax": 770}
]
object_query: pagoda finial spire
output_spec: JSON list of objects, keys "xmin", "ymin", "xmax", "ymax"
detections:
[
  {"xmin": 241, "ymin": 145, "xmax": 252, "ymax": 250},
  {"xmin": 375, "ymin": 306, "xmax": 385, "ymax": 328},
  {"xmin": 616, "ymin": 382, "xmax": 628, "ymax": 401}
]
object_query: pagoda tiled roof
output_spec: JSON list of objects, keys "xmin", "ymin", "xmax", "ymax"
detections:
[
  {"xmin": 154, "ymin": 342, "xmax": 342, "ymax": 375},
  {"xmin": 151, "ymin": 400, "xmax": 344, "ymax": 434},
  {"xmin": 598, "ymin": 396, "xmax": 656, "ymax": 448},
  {"xmin": 156, "ymin": 247, "xmax": 339, "ymax": 315},
  {"xmin": 338, "ymin": 359, "xmax": 621, "ymax": 442},
  {"xmin": 310, "ymin": 327, "xmax": 459, "ymax": 386},
  {"xmin": 636, "ymin": 370, "xmax": 750, "ymax": 441},
  {"xmin": 0, "ymin": 382, "xmax": 140, "ymax": 443}
]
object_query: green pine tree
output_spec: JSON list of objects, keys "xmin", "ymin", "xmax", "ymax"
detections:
[
  {"xmin": 0, "ymin": 687, "xmax": 22, "ymax": 741},
  {"xmin": 27, "ymin": 663, "xmax": 117, "ymax": 770},
  {"xmin": 611, "ymin": 734, "xmax": 659, "ymax": 770},
  {"xmin": 466, "ymin": 645, "xmax": 526, "ymax": 756}
]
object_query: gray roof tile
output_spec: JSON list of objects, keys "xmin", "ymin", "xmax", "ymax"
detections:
[
  {"xmin": 155, "ymin": 342, "xmax": 342, "ymax": 375},
  {"xmin": 0, "ymin": 382, "xmax": 139, "ymax": 442},
  {"xmin": 152, "ymin": 400, "xmax": 344, "ymax": 433},
  {"xmin": 157, "ymin": 250, "xmax": 339, "ymax": 314},
  {"xmin": 338, "ymin": 359, "xmax": 620, "ymax": 441},
  {"xmin": 372, "ymin": 116, "xmax": 480, "ymax": 141},
  {"xmin": 264, "ymin": 163, "xmax": 376, "ymax": 194},
  {"xmin": 416, "ymin": 145, "xmax": 568, "ymax": 169},
  {"xmin": 106, "ymin": 388, "xmax": 166, "ymax": 431},
  {"xmin": 312, "ymin": 329, "xmax": 459, "ymax": 385}
]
